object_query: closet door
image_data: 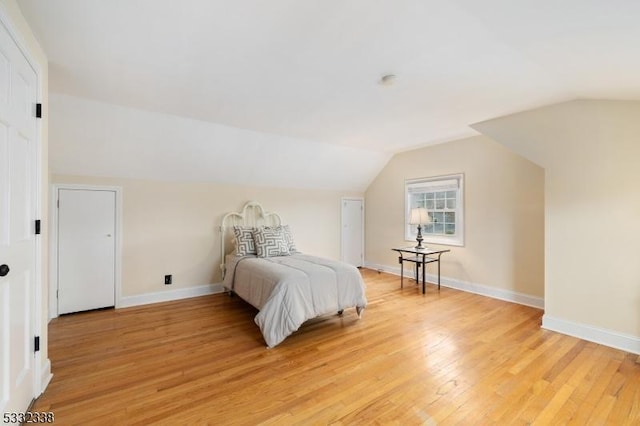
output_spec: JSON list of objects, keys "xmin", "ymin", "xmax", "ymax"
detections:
[{"xmin": 57, "ymin": 189, "xmax": 116, "ymax": 314}]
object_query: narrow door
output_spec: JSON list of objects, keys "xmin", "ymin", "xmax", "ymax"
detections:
[
  {"xmin": 341, "ymin": 198, "xmax": 364, "ymax": 267},
  {"xmin": 0, "ymin": 19, "xmax": 38, "ymax": 414},
  {"xmin": 57, "ymin": 189, "xmax": 116, "ymax": 315}
]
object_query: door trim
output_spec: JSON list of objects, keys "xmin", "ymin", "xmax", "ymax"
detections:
[
  {"xmin": 340, "ymin": 196, "xmax": 365, "ymax": 267},
  {"xmin": 50, "ymin": 184, "xmax": 123, "ymax": 318},
  {"xmin": 0, "ymin": 3, "xmax": 48, "ymax": 399}
]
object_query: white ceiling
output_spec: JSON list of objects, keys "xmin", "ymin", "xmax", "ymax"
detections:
[{"xmin": 18, "ymin": 0, "xmax": 640, "ymax": 155}]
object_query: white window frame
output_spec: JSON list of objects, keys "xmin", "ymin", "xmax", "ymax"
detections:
[{"xmin": 405, "ymin": 173, "xmax": 464, "ymax": 247}]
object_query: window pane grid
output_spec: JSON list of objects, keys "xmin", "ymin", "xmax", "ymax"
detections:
[{"xmin": 410, "ymin": 189, "xmax": 457, "ymax": 236}]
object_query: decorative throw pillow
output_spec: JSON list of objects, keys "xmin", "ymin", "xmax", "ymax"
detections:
[
  {"xmin": 264, "ymin": 225, "xmax": 298, "ymax": 253},
  {"xmin": 233, "ymin": 226, "xmax": 256, "ymax": 256},
  {"xmin": 253, "ymin": 227, "xmax": 290, "ymax": 258}
]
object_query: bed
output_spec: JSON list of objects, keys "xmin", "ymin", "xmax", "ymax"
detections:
[{"xmin": 220, "ymin": 201, "xmax": 367, "ymax": 348}]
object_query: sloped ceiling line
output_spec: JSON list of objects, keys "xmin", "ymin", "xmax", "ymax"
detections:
[{"xmin": 18, "ymin": 0, "xmax": 640, "ymax": 189}]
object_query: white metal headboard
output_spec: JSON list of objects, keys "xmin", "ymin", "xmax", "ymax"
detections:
[{"xmin": 220, "ymin": 201, "xmax": 282, "ymax": 277}]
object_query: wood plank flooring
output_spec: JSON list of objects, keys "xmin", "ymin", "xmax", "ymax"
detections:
[{"xmin": 33, "ymin": 269, "xmax": 640, "ymax": 425}]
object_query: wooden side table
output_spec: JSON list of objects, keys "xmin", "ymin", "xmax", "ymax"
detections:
[{"xmin": 391, "ymin": 247, "xmax": 450, "ymax": 294}]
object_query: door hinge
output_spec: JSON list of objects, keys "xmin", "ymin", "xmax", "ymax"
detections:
[
  {"xmin": 34, "ymin": 336, "xmax": 40, "ymax": 353},
  {"xmin": 36, "ymin": 103, "xmax": 42, "ymax": 118},
  {"xmin": 35, "ymin": 220, "xmax": 41, "ymax": 235},
  {"xmin": 57, "ymin": 199, "xmax": 59, "ymax": 208}
]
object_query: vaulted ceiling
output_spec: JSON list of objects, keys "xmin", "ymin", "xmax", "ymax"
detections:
[{"xmin": 18, "ymin": 0, "xmax": 640, "ymax": 190}]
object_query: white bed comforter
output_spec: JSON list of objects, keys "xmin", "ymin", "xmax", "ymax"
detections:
[{"xmin": 223, "ymin": 254, "xmax": 367, "ymax": 348}]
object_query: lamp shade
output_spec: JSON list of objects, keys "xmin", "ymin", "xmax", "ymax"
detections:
[{"xmin": 409, "ymin": 207, "xmax": 430, "ymax": 225}]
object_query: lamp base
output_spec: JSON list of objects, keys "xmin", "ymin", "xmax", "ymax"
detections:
[{"xmin": 415, "ymin": 225, "xmax": 424, "ymax": 249}]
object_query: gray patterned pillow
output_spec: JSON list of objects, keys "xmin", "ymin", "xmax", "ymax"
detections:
[
  {"xmin": 233, "ymin": 226, "xmax": 256, "ymax": 256},
  {"xmin": 253, "ymin": 227, "xmax": 290, "ymax": 258},
  {"xmin": 264, "ymin": 225, "xmax": 298, "ymax": 253}
]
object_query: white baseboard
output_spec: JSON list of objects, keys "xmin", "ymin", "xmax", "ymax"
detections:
[
  {"xmin": 39, "ymin": 358, "xmax": 52, "ymax": 396},
  {"xmin": 364, "ymin": 261, "xmax": 544, "ymax": 309},
  {"xmin": 119, "ymin": 283, "xmax": 225, "ymax": 308},
  {"xmin": 364, "ymin": 262, "xmax": 640, "ymax": 355},
  {"xmin": 542, "ymin": 315, "xmax": 640, "ymax": 355}
]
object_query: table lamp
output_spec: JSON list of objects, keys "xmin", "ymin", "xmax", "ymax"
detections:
[{"xmin": 409, "ymin": 207, "xmax": 430, "ymax": 249}]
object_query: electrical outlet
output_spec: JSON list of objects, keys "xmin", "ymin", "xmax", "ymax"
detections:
[{"xmin": 164, "ymin": 274, "xmax": 172, "ymax": 285}]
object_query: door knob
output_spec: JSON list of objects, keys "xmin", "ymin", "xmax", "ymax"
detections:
[{"xmin": 0, "ymin": 264, "xmax": 9, "ymax": 277}]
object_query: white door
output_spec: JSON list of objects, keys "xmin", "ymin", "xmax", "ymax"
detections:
[
  {"xmin": 57, "ymin": 189, "xmax": 116, "ymax": 315},
  {"xmin": 0, "ymin": 19, "xmax": 38, "ymax": 414},
  {"xmin": 341, "ymin": 198, "xmax": 364, "ymax": 267}
]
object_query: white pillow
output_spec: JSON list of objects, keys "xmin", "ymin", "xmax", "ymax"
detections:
[{"xmin": 280, "ymin": 224, "xmax": 298, "ymax": 253}]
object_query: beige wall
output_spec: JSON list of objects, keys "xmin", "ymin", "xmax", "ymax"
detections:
[
  {"xmin": 52, "ymin": 175, "xmax": 359, "ymax": 297},
  {"xmin": 474, "ymin": 100, "xmax": 640, "ymax": 339},
  {"xmin": 365, "ymin": 135, "xmax": 545, "ymax": 299},
  {"xmin": 1, "ymin": 0, "xmax": 49, "ymax": 388}
]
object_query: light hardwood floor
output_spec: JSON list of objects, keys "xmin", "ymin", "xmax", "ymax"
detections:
[{"xmin": 33, "ymin": 269, "xmax": 639, "ymax": 425}]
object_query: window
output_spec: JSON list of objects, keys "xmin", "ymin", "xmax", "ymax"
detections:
[{"xmin": 405, "ymin": 174, "xmax": 464, "ymax": 246}]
